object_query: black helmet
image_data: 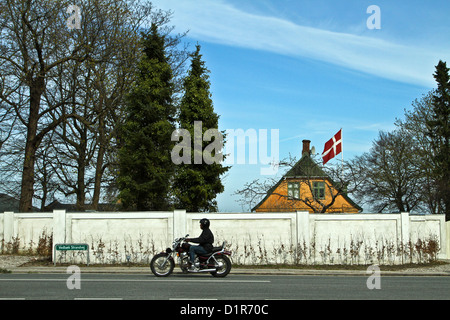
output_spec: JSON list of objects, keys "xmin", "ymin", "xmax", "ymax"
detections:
[{"xmin": 200, "ymin": 218, "xmax": 210, "ymax": 228}]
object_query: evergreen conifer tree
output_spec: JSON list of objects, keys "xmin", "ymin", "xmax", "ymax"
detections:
[
  {"xmin": 427, "ymin": 60, "xmax": 450, "ymax": 220},
  {"xmin": 118, "ymin": 24, "xmax": 176, "ymax": 211},
  {"xmin": 173, "ymin": 45, "xmax": 229, "ymax": 212}
]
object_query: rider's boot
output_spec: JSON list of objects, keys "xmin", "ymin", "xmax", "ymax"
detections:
[{"xmin": 187, "ymin": 261, "xmax": 196, "ymax": 272}]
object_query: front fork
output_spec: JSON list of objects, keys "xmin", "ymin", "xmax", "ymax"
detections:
[{"xmin": 160, "ymin": 253, "xmax": 174, "ymax": 268}]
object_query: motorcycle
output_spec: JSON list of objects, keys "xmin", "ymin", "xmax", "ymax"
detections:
[{"xmin": 150, "ymin": 234, "xmax": 232, "ymax": 277}]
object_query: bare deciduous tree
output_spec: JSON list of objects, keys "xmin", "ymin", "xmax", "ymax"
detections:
[
  {"xmin": 349, "ymin": 130, "xmax": 425, "ymax": 213},
  {"xmin": 0, "ymin": 0, "xmax": 188, "ymax": 211}
]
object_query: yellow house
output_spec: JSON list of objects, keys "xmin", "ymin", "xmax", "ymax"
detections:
[{"xmin": 252, "ymin": 140, "xmax": 362, "ymax": 213}]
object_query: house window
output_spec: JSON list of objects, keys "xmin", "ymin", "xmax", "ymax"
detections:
[
  {"xmin": 288, "ymin": 182, "xmax": 300, "ymax": 199},
  {"xmin": 313, "ymin": 181, "xmax": 325, "ymax": 199}
]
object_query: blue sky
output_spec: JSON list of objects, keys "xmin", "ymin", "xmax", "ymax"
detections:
[{"xmin": 151, "ymin": 0, "xmax": 450, "ymax": 212}]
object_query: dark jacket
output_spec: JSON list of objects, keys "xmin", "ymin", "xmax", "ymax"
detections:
[{"xmin": 190, "ymin": 228, "xmax": 214, "ymax": 253}]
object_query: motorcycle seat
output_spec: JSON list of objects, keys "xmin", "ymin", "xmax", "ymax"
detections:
[{"xmin": 201, "ymin": 245, "xmax": 223, "ymax": 257}]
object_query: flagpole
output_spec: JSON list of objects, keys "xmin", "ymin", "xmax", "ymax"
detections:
[{"xmin": 341, "ymin": 128, "xmax": 344, "ymax": 176}]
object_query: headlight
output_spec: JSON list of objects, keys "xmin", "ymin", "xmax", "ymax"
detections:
[{"xmin": 166, "ymin": 248, "xmax": 172, "ymax": 254}]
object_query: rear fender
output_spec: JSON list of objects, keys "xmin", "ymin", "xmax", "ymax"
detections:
[{"xmin": 207, "ymin": 250, "xmax": 231, "ymax": 262}]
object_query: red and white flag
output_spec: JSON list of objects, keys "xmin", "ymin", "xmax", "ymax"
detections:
[{"xmin": 322, "ymin": 129, "xmax": 342, "ymax": 165}]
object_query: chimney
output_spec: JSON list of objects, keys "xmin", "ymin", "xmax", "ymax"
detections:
[{"xmin": 302, "ymin": 140, "xmax": 311, "ymax": 157}]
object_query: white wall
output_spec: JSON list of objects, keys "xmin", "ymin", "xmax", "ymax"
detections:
[
  {"xmin": 447, "ymin": 221, "xmax": 450, "ymax": 259},
  {"xmin": 0, "ymin": 210, "xmax": 447, "ymax": 265},
  {"xmin": 1, "ymin": 212, "xmax": 53, "ymax": 251}
]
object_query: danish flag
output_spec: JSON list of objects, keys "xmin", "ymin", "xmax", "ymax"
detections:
[{"xmin": 322, "ymin": 129, "xmax": 342, "ymax": 165}]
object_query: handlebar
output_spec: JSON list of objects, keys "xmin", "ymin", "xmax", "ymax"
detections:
[{"xmin": 174, "ymin": 234, "xmax": 190, "ymax": 242}]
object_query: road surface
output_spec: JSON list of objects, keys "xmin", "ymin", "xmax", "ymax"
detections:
[{"xmin": 0, "ymin": 273, "xmax": 449, "ymax": 300}]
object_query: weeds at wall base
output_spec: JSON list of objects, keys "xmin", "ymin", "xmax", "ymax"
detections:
[
  {"xmin": 1, "ymin": 231, "xmax": 442, "ymax": 266},
  {"xmin": 47, "ymin": 235, "xmax": 444, "ymax": 266},
  {"xmin": 1, "ymin": 230, "xmax": 52, "ymax": 256},
  {"xmin": 224, "ymin": 234, "xmax": 441, "ymax": 266}
]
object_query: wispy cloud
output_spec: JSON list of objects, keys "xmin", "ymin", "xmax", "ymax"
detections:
[{"xmin": 155, "ymin": 0, "xmax": 448, "ymax": 87}]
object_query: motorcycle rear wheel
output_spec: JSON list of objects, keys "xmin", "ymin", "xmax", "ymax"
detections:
[
  {"xmin": 150, "ymin": 253, "xmax": 174, "ymax": 277},
  {"xmin": 210, "ymin": 255, "xmax": 232, "ymax": 277}
]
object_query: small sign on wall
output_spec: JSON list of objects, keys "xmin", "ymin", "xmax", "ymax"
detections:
[{"xmin": 54, "ymin": 243, "xmax": 90, "ymax": 266}]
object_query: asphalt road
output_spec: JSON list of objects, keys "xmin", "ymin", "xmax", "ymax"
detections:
[{"xmin": 0, "ymin": 273, "xmax": 449, "ymax": 301}]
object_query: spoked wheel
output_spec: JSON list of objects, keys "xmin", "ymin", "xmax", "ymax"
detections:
[
  {"xmin": 210, "ymin": 255, "xmax": 232, "ymax": 278},
  {"xmin": 150, "ymin": 253, "xmax": 174, "ymax": 277}
]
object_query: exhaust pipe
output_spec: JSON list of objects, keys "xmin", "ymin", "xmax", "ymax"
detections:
[{"xmin": 189, "ymin": 268, "xmax": 216, "ymax": 273}]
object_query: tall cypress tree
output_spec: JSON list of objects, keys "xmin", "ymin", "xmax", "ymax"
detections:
[
  {"xmin": 173, "ymin": 45, "xmax": 229, "ymax": 212},
  {"xmin": 427, "ymin": 60, "xmax": 450, "ymax": 220},
  {"xmin": 118, "ymin": 24, "xmax": 176, "ymax": 211}
]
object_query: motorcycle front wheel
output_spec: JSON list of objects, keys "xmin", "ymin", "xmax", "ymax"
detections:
[
  {"xmin": 210, "ymin": 255, "xmax": 232, "ymax": 278},
  {"xmin": 150, "ymin": 253, "xmax": 174, "ymax": 277}
]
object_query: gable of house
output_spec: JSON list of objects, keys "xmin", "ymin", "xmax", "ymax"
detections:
[{"xmin": 252, "ymin": 140, "xmax": 362, "ymax": 213}]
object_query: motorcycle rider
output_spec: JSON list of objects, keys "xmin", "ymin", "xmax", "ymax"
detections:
[{"xmin": 185, "ymin": 218, "xmax": 214, "ymax": 270}]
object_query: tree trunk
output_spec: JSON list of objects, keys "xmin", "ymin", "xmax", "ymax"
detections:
[
  {"xmin": 20, "ymin": 137, "xmax": 36, "ymax": 212},
  {"xmin": 92, "ymin": 112, "xmax": 106, "ymax": 211},
  {"xmin": 19, "ymin": 78, "xmax": 44, "ymax": 212},
  {"xmin": 75, "ymin": 125, "xmax": 88, "ymax": 211}
]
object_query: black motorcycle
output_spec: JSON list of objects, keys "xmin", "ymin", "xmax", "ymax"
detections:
[{"xmin": 150, "ymin": 234, "xmax": 232, "ymax": 277}]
